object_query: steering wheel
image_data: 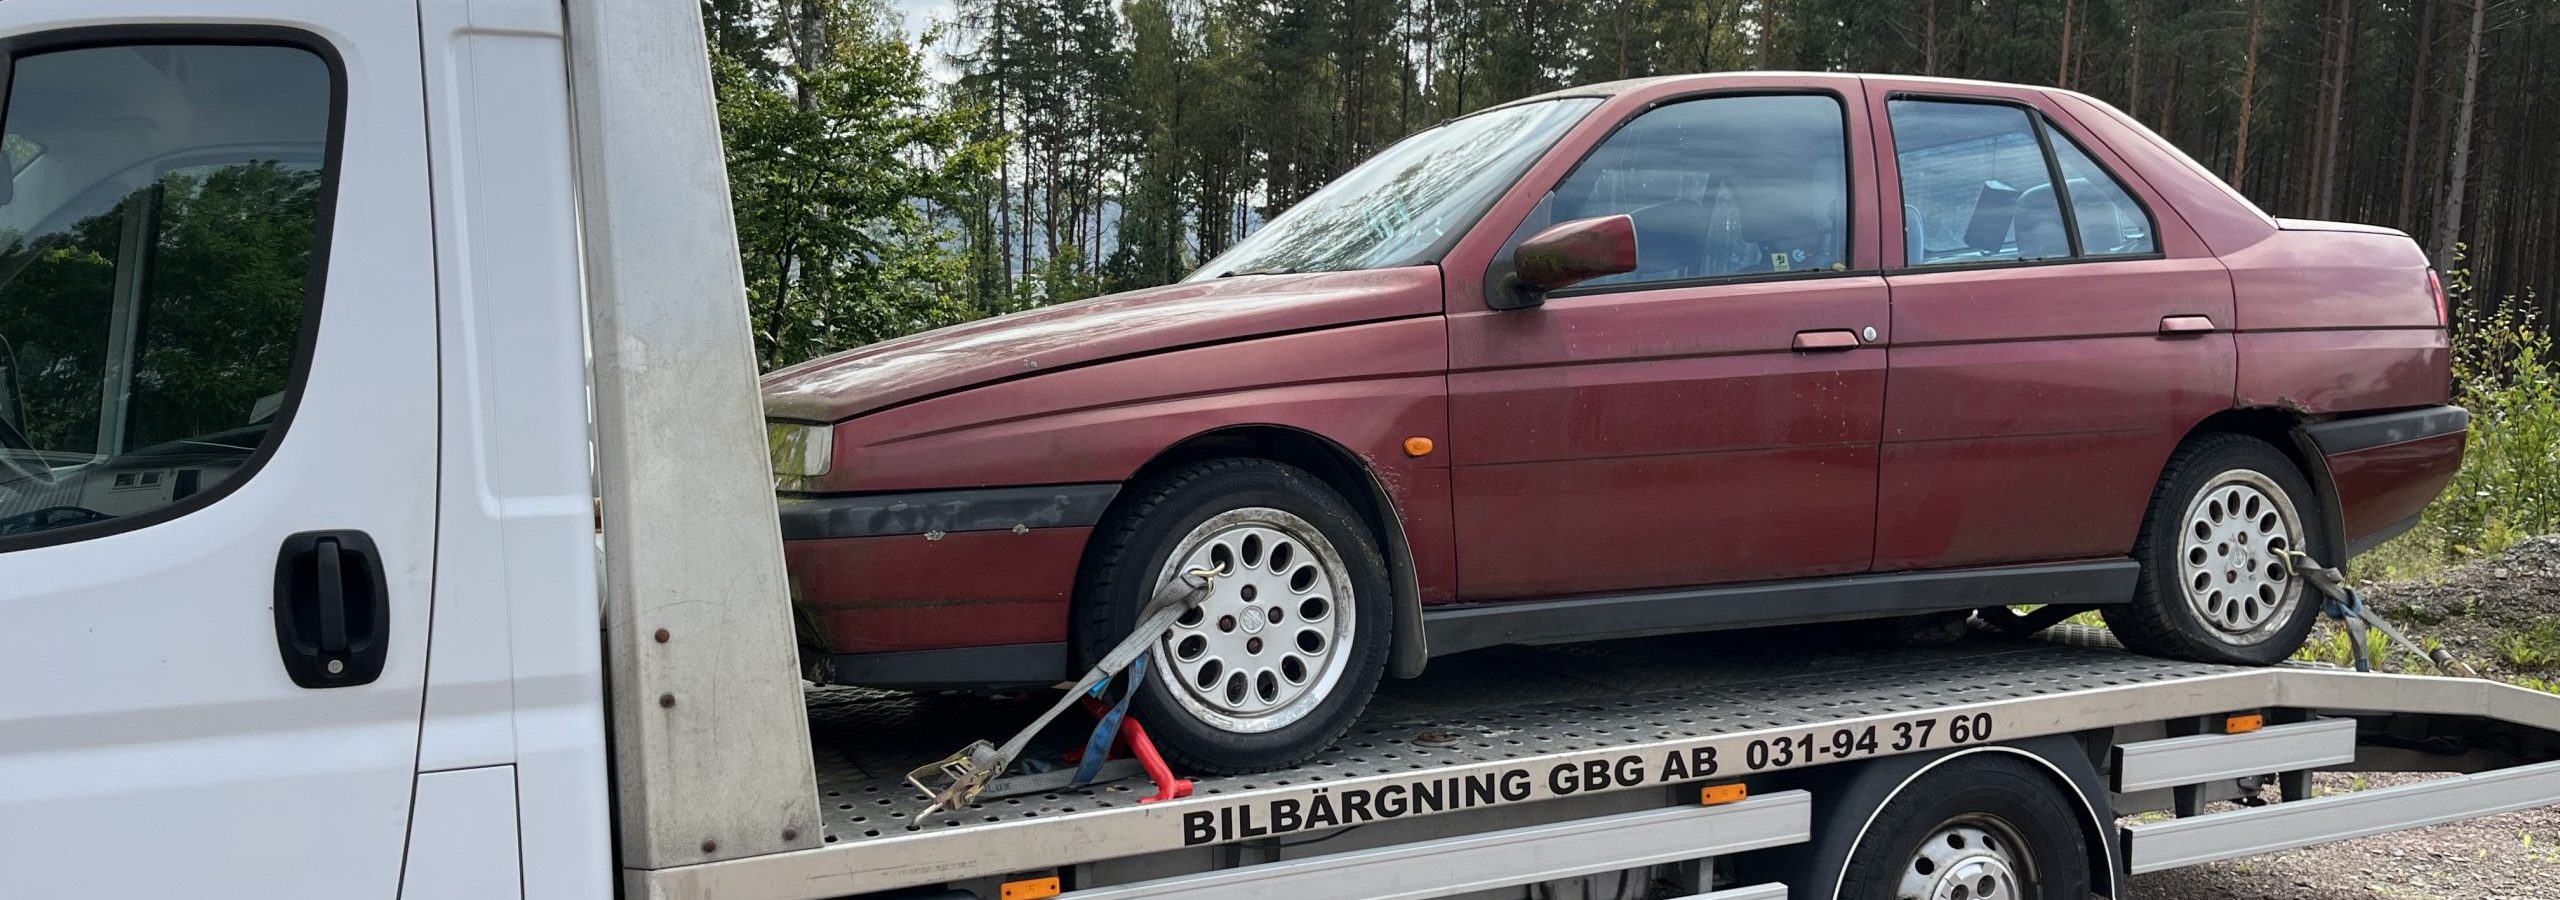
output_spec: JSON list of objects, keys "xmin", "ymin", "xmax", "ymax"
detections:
[{"xmin": 0, "ymin": 504, "xmax": 111, "ymax": 536}]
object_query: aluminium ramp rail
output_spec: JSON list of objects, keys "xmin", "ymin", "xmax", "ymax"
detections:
[{"xmin": 634, "ymin": 631, "xmax": 2560, "ymax": 900}]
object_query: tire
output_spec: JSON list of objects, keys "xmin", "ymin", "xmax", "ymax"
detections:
[
  {"xmin": 2104, "ymin": 433, "xmax": 2326, "ymax": 666},
  {"xmin": 1832, "ymin": 754, "xmax": 2094, "ymax": 900},
  {"xmin": 1074, "ymin": 457, "xmax": 1392, "ymax": 774}
]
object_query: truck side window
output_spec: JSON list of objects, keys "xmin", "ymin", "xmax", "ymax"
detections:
[
  {"xmin": 1889, "ymin": 99, "xmax": 2074, "ymax": 267},
  {"xmin": 1515, "ymin": 93, "xmax": 1849, "ymax": 287},
  {"xmin": 0, "ymin": 43, "xmax": 335, "ymax": 545},
  {"xmin": 2043, "ymin": 122, "xmax": 2157, "ymax": 257}
]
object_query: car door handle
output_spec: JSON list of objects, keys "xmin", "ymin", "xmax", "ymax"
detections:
[
  {"xmin": 2159, "ymin": 315, "xmax": 2218, "ymax": 336},
  {"xmin": 274, "ymin": 530, "xmax": 391, "ymax": 688},
  {"xmin": 1792, "ymin": 329, "xmax": 1863, "ymax": 352}
]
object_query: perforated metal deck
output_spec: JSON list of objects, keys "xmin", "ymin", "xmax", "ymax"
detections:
[
  {"xmin": 649, "ymin": 626, "xmax": 2560, "ymax": 900},
  {"xmin": 804, "ymin": 626, "xmax": 2222, "ymax": 845}
]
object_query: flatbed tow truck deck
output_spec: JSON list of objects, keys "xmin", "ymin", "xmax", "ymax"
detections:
[{"xmin": 642, "ymin": 628, "xmax": 2560, "ymax": 899}]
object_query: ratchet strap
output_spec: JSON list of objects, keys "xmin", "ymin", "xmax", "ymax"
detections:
[
  {"xmin": 906, "ymin": 565, "xmax": 1220, "ymax": 822},
  {"xmin": 1072, "ymin": 655, "xmax": 1146, "ymax": 787},
  {"xmin": 2281, "ymin": 549, "xmax": 2478, "ymax": 678}
]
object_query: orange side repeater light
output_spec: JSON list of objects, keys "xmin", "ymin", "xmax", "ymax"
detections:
[
  {"xmin": 1000, "ymin": 876, "xmax": 1062, "ymax": 900},
  {"xmin": 1699, "ymin": 782, "xmax": 1749, "ymax": 806},
  {"xmin": 1403, "ymin": 436, "xmax": 1435, "ymax": 458}
]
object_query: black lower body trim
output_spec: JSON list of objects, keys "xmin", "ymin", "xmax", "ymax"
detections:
[
  {"xmin": 1422, "ymin": 559, "xmax": 2140, "ymax": 658},
  {"xmin": 780, "ymin": 484, "xmax": 1119, "ymax": 540},
  {"xmin": 820, "ymin": 642, "xmax": 1069, "ymax": 690},
  {"xmin": 2303, "ymin": 405, "xmax": 2470, "ymax": 454}
]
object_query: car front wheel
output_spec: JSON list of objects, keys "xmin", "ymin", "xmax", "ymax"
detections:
[
  {"xmin": 1075, "ymin": 457, "xmax": 1391, "ymax": 774},
  {"xmin": 2106, "ymin": 433, "xmax": 2326, "ymax": 666}
]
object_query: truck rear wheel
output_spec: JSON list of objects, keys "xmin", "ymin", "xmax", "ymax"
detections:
[
  {"xmin": 1075, "ymin": 457, "xmax": 1392, "ymax": 774},
  {"xmin": 2106, "ymin": 433, "xmax": 2324, "ymax": 666},
  {"xmin": 1832, "ymin": 753, "xmax": 2092, "ymax": 900}
]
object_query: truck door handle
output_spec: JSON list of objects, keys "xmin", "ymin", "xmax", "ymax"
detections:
[
  {"xmin": 274, "ymin": 530, "xmax": 391, "ymax": 688},
  {"xmin": 1792, "ymin": 329, "xmax": 1862, "ymax": 352},
  {"xmin": 2159, "ymin": 315, "xmax": 2217, "ymax": 336}
]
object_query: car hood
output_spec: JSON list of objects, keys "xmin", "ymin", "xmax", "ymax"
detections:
[{"xmin": 760, "ymin": 266, "xmax": 1442, "ymax": 422}]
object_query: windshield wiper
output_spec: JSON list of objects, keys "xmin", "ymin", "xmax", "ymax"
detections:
[{"xmin": 1216, "ymin": 266, "xmax": 1296, "ymax": 278}]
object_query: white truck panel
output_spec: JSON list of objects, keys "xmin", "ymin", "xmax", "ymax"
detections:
[
  {"xmin": 415, "ymin": 0, "xmax": 615, "ymax": 896},
  {"xmin": 402, "ymin": 765, "xmax": 527, "ymax": 900},
  {"xmin": 0, "ymin": 0, "xmax": 439, "ymax": 894}
]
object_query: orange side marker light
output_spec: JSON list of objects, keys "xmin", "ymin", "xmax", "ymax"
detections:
[
  {"xmin": 1699, "ymin": 782, "xmax": 1749, "ymax": 806},
  {"xmin": 2225, "ymin": 713, "xmax": 2265, "ymax": 734},
  {"xmin": 1403, "ymin": 436, "xmax": 1435, "ymax": 458},
  {"xmin": 1001, "ymin": 876, "xmax": 1063, "ymax": 900}
]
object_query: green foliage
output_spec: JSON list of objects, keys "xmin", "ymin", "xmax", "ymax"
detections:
[
  {"xmin": 2498, "ymin": 620, "xmax": 2560, "ymax": 670},
  {"xmin": 710, "ymin": 0, "xmax": 1005, "ymax": 370}
]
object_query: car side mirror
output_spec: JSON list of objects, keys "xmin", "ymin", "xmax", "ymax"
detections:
[{"xmin": 1492, "ymin": 214, "xmax": 1638, "ymax": 310}]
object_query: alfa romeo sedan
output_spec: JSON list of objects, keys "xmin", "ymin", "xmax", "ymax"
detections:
[{"xmin": 761, "ymin": 73, "xmax": 2466, "ymax": 773}]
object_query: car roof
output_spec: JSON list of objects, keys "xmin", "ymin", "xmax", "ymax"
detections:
[{"xmin": 1504, "ymin": 71, "xmax": 2055, "ymax": 105}]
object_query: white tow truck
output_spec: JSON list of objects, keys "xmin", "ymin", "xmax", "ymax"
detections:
[{"xmin": 2, "ymin": 1, "xmax": 2557, "ymax": 898}]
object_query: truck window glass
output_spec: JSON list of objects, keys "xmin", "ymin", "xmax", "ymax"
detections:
[
  {"xmin": 2043, "ymin": 121, "xmax": 2157, "ymax": 257},
  {"xmin": 1888, "ymin": 99, "xmax": 2072, "ymax": 267},
  {"xmin": 0, "ymin": 43, "xmax": 334, "ymax": 543},
  {"xmin": 1513, "ymin": 93, "xmax": 1848, "ymax": 286}
]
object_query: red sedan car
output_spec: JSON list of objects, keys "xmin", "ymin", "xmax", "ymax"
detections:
[{"xmin": 762, "ymin": 73, "xmax": 2465, "ymax": 773}]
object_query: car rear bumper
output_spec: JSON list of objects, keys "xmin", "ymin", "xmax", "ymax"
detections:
[
  {"xmin": 2301, "ymin": 406, "xmax": 2468, "ymax": 556},
  {"xmin": 781, "ymin": 484, "xmax": 1116, "ymax": 688}
]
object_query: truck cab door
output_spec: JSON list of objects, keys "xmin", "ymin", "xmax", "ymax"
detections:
[{"xmin": 0, "ymin": 3, "xmax": 440, "ymax": 896}]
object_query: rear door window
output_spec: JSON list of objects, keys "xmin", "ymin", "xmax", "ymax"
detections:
[
  {"xmin": 2044, "ymin": 123, "xmax": 2156, "ymax": 257},
  {"xmin": 1888, "ymin": 98, "xmax": 2157, "ymax": 267}
]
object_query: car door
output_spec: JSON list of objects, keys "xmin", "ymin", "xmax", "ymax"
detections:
[
  {"xmin": 1868, "ymin": 81, "xmax": 2237, "ymax": 571},
  {"xmin": 1446, "ymin": 84, "xmax": 1889, "ymax": 601},
  {"xmin": 0, "ymin": 3, "xmax": 441, "ymax": 896}
]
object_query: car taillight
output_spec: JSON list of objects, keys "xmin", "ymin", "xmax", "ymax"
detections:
[{"xmin": 2426, "ymin": 268, "xmax": 2449, "ymax": 328}]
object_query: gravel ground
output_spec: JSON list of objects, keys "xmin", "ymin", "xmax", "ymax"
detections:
[
  {"xmin": 2346, "ymin": 535, "xmax": 2560, "ymax": 681},
  {"xmin": 2129, "ymin": 537, "xmax": 2560, "ymax": 898}
]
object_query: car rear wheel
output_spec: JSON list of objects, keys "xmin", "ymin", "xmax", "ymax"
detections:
[
  {"xmin": 1075, "ymin": 457, "xmax": 1391, "ymax": 774},
  {"xmin": 2105, "ymin": 433, "xmax": 2325, "ymax": 666}
]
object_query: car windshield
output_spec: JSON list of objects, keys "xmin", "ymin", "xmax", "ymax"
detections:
[{"xmin": 1187, "ymin": 97, "xmax": 1600, "ymax": 281}]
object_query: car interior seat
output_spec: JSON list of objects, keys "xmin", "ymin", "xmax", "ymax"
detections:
[
  {"xmin": 2013, "ymin": 182, "xmax": 2070, "ymax": 259},
  {"xmin": 1904, "ymin": 203, "xmax": 1928, "ymax": 264},
  {"xmin": 2066, "ymin": 179, "xmax": 2125, "ymax": 254}
]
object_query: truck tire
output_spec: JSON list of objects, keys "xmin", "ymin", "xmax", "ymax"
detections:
[
  {"xmin": 2106, "ymin": 433, "xmax": 2325, "ymax": 666},
  {"xmin": 1830, "ymin": 753, "xmax": 2094, "ymax": 900},
  {"xmin": 1075, "ymin": 457, "xmax": 1392, "ymax": 774}
]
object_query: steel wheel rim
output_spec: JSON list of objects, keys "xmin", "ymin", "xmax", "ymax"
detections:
[
  {"xmin": 1897, "ymin": 816, "xmax": 2029, "ymax": 900},
  {"xmin": 1151, "ymin": 507, "xmax": 1355, "ymax": 734},
  {"xmin": 2176, "ymin": 469, "xmax": 2304, "ymax": 644}
]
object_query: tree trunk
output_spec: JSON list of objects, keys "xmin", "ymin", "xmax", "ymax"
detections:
[
  {"xmin": 1758, "ymin": 0, "xmax": 1774, "ymax": 68},
  {"xmin": 2127, "ymin": 1, "xmax": 2143, "ymax": 119},
  {"xmin": 1924, "ymin": 0, "xmax": 1939, "ymax": 76},
  {"xmin": 2159, "ymin": 56, "xmax": 2180, "ymax": 142},
  {"xmin": 2433, "ymin": 0, "xmax": 2485, "ymax": 269},
  {"xmin": 2230, "ymin": 0, "xmax": 2262, "ymax": 191},
  {"xmin": 2057, "ymin": 0, "xmax": 2075, "ymax": 87},
  {"xmin": 2397, "ymin": 0, "xmax": 2439, "ymax": 230},
  {"xmin": 2315, "ymin": 0, "xmax": 2355, "ymax": 220}
]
